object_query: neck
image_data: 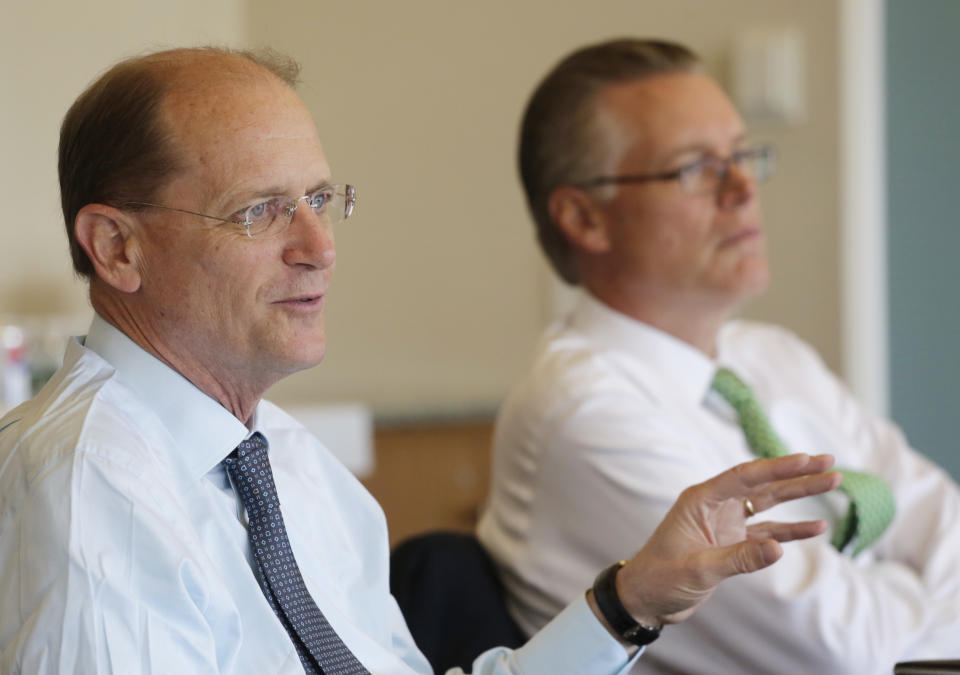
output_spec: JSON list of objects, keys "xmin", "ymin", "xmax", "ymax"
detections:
[
  {"xmin": 91, "ymin": 283, "xmax": 266, "ymax": 425},
  {"xmin": 584, "ymin": 279, "xmax": 732, "ymax": 357}
]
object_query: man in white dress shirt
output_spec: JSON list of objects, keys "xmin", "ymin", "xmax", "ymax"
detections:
[
  {"xmin": 0, "ymin": 46, "xmax": 841, "ymax": 673},
  {"xmin": 478, "ymin": 38, "xmax": 960, "ymax": 674}
]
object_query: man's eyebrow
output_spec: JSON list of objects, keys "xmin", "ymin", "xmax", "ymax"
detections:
[
  {"xmin": 231, "ymin": 186, "xmax": 287, "ymax": 204},
  {"xmin": 306, "ymin": 179, "xmax": 334, "ymax": 193},
  {"xmin": 657, "ymin": 132, "xmax": 750, "ymax": 167},
  {"xmin": 233, "ymin": 179, "xmax": 333, "ymax": 204}
]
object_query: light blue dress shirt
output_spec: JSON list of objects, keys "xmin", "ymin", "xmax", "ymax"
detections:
[{"xmin": 0, "ymin": 315, "xmax": 636, "ymax": 674}]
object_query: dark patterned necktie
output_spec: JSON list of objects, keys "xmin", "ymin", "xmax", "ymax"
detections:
[
  {"xmin": 711, "ymin": 367, "xmax": 895, "ymax": 556},
  {"xmin": 224, "ymin": 433, "xmax": 369, "ymax": 674}
]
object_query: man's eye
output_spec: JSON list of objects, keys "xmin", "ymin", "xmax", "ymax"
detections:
[
  {"xmin": 307, "ymin": 190, "xmax": 331, "ymax": 211},
  {"xmin": 246, "ymin": 201, "xmax": 270, "ymax": 220},
  {"xmin": 677, "ymin": 158, "xmax": 707, "ymax": 177}
]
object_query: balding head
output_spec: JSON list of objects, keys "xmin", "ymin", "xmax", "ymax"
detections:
[{"xmin": 58, "ymin": 47, "xmax": 301, "ymax": 278}]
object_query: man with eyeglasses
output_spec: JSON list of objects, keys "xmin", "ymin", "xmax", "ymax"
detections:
[
  {"xmin": 478, "ymin": 38, "xmax": 960, "ymax": 674},
  {"xmin": 0, "ymin": 46, "xmax": 844, "ymax": 673}
]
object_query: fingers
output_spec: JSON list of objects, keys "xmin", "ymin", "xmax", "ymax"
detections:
[
  {"xmin": 694, "ymin": 453, "xmax": 838, "ymax": 503},
  {"xmin": 618, "ymin": 536, "xmax": 787, "ymax": 625},
  {"xmin": 747, "ymin": 470, "xmax": 843, "ymax": 514},
  {"xmin": 738, "ymin": 453, "xmax": 836, "ymax": 488},
  {"xmin": 624, "ymin": 454, "xmax": 840, "ymax": 624},
  {"xmin": 692, "ymin": 538, "xmax": 784, "ymax": 584},
  {"xmin": 746, "ymin": 519, "xmax": 829, "ymax": 543}
]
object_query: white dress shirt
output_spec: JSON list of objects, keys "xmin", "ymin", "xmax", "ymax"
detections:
[
  {"xmin": 0, "ymin": 315, "xmax": 638, "ymax": 674},
  {"xmin": 478, "ymin": 290, "xmax": 960, "ymax": 675}
]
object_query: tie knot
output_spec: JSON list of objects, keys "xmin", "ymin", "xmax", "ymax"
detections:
[
  {"xmin": 223, "ymin": 432, "xmax": 272, "ymax": 493},
  {"xmin": 227, "ymin": 431, "xmax": 269, "ymax": 462},
  {"xmin": 711, "ymin": 367, "xmax": 756, "ymax": 408},
  {"xmin": 710, "ymin": 367, "xmax": 786, "ymax": 460}
]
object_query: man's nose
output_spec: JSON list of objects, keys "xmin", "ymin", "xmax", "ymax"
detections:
[
  {"xmin": 717, "ymin": 162, "xmax": 757, "ymax": 208},
  {"xmin": 282, "ymin": 205, "xmax": 336, "ymax": 270}
]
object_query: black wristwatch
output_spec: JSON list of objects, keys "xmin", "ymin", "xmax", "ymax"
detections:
[{"xmin": 591, "ymin": 560, "xmax": 662, "ymax": 647}]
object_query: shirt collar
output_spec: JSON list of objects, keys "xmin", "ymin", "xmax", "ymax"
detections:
[
  {"xmin": 84, "ymin": 314, "xmax": 251, "ymax": 480},
  {"xmin": 568, "ymin": 290, "xmax": 717, "ymax": 407}
]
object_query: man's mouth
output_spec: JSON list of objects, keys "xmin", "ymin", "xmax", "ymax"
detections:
[
  {"xmin": 719, "ymin": 226, "xmax": 762, "ymax": 247},
  {"xmin": 275, "ymin": 294, "xmax": 324, "ymax": 308}
]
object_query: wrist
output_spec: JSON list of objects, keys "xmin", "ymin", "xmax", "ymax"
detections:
[{"xmin": 590, "ymin": 560, "xmax": 662, "ymax": 647}]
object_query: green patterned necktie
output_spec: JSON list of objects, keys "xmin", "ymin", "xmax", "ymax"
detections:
[{"xmin": 711, "ymin": 367, "xmax": 895, "ymax": 556}]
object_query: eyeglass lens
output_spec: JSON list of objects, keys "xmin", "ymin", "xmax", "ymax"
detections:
[
  {"xmin": 244, "ymin": 185, "xmax": 356, "ymax": 237},
  {"xmin": 682, "ymin": 149, "xmax": 774, "ymax": 194}
]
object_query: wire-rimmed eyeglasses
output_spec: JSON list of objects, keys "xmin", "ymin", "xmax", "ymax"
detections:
[
  {"xmin": 124, "ymin": 183, "xmax": 357, "ymax": 238},
  {"xmin": 576, "ymin": 145, "xmax": 775, "ymax": 196}
]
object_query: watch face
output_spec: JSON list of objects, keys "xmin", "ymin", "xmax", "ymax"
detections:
[{"xmin": 624, "ymin": 623, "xmax": 661, "ymax": 646}]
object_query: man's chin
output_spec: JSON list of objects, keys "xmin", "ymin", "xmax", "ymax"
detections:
[
  {"xmin": 286, "ymin": 345, "xmax": 327, "ymax": 374},
  {"xmin": 265, "ymin": 334, "xmax": 327, "ymax": 377},
  {"xmin": 741, "ymin": 271, "xmax": 770, "ymax": 299},
  {"xmin": 706, "ymin": 266, "xmax": 770, "ymax": 312},
  {"xmin": 732, "ymin": 257, "xmax": 770, "ymax": 297}
]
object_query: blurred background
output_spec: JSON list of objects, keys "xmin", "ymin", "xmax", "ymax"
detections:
[{"xmin": 2, "ymin": 0, "xmax": 956, "ymax": 542}]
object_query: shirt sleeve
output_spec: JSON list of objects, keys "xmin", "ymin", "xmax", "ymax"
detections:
[{"xmin": 445, "ymin": 594, "xmax": 641, "ymax": 675}]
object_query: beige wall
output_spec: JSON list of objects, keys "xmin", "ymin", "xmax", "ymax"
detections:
[
  {"xmin": 1, "ymin": 0, "xmax": 247, "ymax": 316},
  {"xmin": 1, "ymin": 0, "xmax": 841, "ymax": 419}
]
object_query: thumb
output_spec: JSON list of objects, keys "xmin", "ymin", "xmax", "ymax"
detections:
[{"xmin": 693, "ymin": 539, "xmax": 784, "ymax": 584}]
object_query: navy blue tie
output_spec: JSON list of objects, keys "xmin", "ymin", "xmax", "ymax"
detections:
[{"xmin": 224, "ymin": 433, "xmax": 369, "ymax": 674}]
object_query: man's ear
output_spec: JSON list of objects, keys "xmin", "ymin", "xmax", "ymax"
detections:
[
  {"xmin": 74, "ymin": 204, "xmax": 143, "ymax": 293},
  {"xmin": 547, "ymin": 186, "xmax": 612, "ymax": 254}
]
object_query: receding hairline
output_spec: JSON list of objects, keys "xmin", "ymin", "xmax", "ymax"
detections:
[
  {"xmin": 599, "ymin": 70, "xmax": 744, "ymax": 168},
  {"xmin": 153, "ymin": 49, "xmax": 318, "ymax": 207},
  {"xmin": 593, "ymin": 70, "xmax": 710, "ymax": 160},
  {"xmin": 100, "ymin": 47, "xmax": 305, "ymax": 159},
  {"xmin": 130, "ymin": 47, "xmax": 300, "ymax": 96}
]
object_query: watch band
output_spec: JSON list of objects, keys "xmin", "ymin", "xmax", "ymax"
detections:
[{"xmin": 592, "ymin": 560, "xmax": 662, "ymax": 647}]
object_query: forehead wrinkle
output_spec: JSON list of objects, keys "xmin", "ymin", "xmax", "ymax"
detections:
[{"xmin": 158, "ymin": 74, "xmax": 324, "ymax": 208}]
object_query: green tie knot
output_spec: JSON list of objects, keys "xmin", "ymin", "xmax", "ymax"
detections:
[
  {"xmin": 711, "ymin": 368, "xmax": 755, "ymax": 407},
  {"xmin": 711, "ymin": 368, "xmax": 788, "ymax": 460}
]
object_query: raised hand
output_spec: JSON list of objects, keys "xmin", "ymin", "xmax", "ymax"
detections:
[{"xmin": 597, "ymin": 453, "xmax": 842, "ymax": 631}]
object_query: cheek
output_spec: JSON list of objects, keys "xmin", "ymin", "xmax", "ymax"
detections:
[
  {"xmin": 161, "ymin": 243, "xmax": 258, "ymax": 321},
  {"xmin": 137, "ymin": 245, "xmax": 197, "ymax": 310},
  {"xmin": 195, "ymin": 239, "xmax": 268, "ymax": 297},
  {"xmin": 641, "ymin": 203, "xmax": 714, "ymax": 263}
]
